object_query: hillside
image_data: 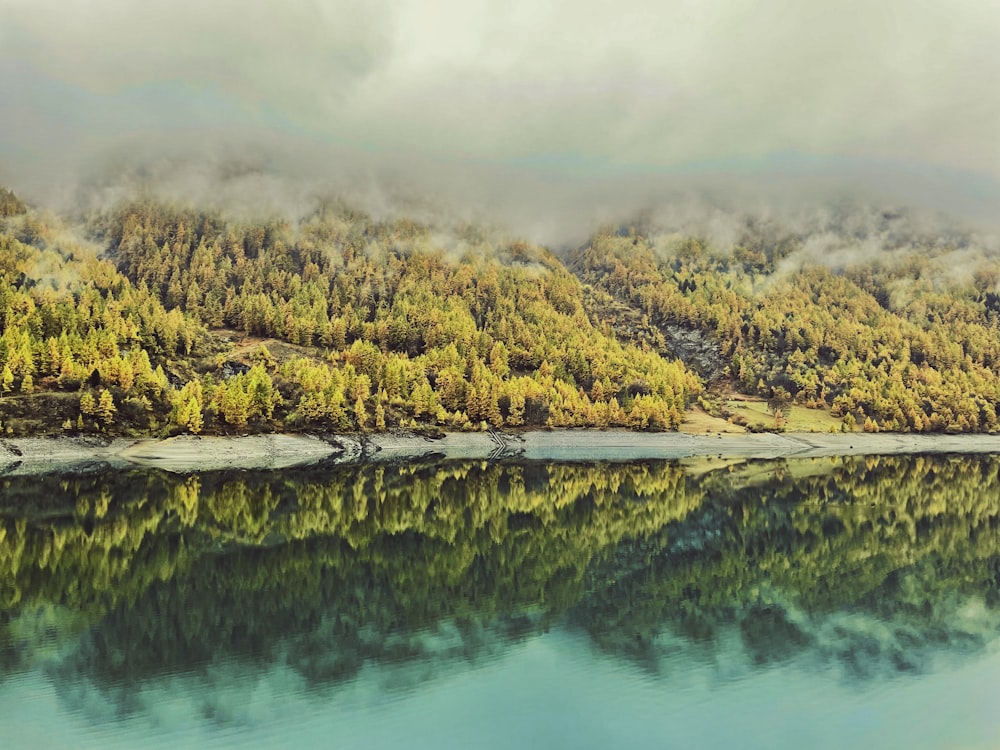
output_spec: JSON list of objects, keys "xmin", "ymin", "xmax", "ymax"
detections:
[
  {"xmin": 3, "ymin": 188, "xmax": 1000, "ymax": 436},
  {"xmin": 0, "ymin": 191, "xmax": 696, "ymax": 437},
  {"xmin": 571, "ymin": 213, "xmax": 1000, "ymax": 433}
]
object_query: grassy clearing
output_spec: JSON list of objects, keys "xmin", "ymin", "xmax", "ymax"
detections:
[
  {"xmin": 724, "ymin": 399, "xmax": 850, "ymax": 433},
  {"xmin": 679, "ymin": 406, "xmax": 748, "ymax": 435}
]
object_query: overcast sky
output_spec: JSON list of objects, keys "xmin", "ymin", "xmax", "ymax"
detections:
[{"xmin": 1, "ymin": 0, "xmax": 998, "ymax": 239}]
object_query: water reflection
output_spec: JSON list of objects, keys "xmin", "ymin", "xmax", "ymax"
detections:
[
  {"xmin": 573, "ymin": 455, "xmax": 1000, "ymax": 682},
  {"xmin": 2, "ymin": 455, "xmax": 1000, "ymax": 744}
]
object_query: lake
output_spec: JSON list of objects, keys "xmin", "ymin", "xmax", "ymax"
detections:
[{"xmin": 2, "ymin": 455, "xmax": 999, "ymax": 748}]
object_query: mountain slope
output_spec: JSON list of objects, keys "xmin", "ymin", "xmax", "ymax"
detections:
[
  {"xmin": 0, "ymin": 192, "xmax": 697, "ymax": 436},
  {"xmin": 570, "ymin": 218, "xmax": 1000, "ymax": 432}
]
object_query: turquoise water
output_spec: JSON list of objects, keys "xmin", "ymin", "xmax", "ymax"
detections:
[
  {"xmin": 3, "ymin": 630, "xmax": 999, "ymax": 749},
  {"xmin": 2, "ymin": 456, "xmax": 999, "ymax": 748}
]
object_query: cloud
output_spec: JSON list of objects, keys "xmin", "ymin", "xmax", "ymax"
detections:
[{"xmin": 1, "ymin": 0, "xmax": 999, "ymax": 240}]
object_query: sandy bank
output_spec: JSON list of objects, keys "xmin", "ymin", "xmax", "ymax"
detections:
[{"xmin": 3, "ymin": 430, "xmax": 1000, "ymax": 476}]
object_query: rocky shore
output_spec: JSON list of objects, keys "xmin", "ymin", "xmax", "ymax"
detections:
[{"xmin": 5, "ymin": 430, "xmax": 1000, "ymax": 476}]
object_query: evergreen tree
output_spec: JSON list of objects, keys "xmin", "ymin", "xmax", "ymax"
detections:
[{"xmin": 97, "ymin": 389, "xmax": 116, "ymax": 426}]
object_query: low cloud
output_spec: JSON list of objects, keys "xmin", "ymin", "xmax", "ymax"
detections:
[{"xmin": 2, "ymin": 0, "xmax": 999, "ymax": 242}]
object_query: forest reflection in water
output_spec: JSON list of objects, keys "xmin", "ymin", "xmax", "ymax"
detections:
[{"xmin": 2, "ymin": 454, "xmax": 1000, "ymax": 747}]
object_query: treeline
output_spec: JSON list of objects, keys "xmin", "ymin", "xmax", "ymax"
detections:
[
  {"xmin": 8, "ymin": 185, "xmax": 1000, "ymax": 435},
  {"xmin": 0, "ymin": 190, "xmax": 698, "ymax": 435},
  {"xmin": 572, "ymin": 226, "xmax": 1000, "ymax": 431}
]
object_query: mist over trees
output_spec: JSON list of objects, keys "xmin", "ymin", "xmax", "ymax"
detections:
[
  {"xmin": 572, "ymin": 213, "xmax": 1000, "ymax": 432},
  {"xmin": 3, "ymin": 181, "xmax": 1000, "ymax": 435},
  {"xmin": 0, "ymin": 189, "xmax": 696, "ymax": 436}
]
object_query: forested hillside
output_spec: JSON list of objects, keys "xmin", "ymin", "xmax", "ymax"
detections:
[
  {"xmin": 572, "ymin": 216, "xmax": 1000, "ymax": 432},
  {"xmin": 0, "ymin": 189, "xmax": 696, "ymax": 436},
  {"xmin": 3, "ymin": 185, "xmax": 1000, "ymax": 436}
]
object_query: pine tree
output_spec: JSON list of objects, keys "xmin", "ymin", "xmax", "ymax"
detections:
[
  {"xmin": 97, "ymin": 389, "xmax": 116, "ymax": 425},
  {"xmin": 354, "ymin": 395, "xmax": 369, "ymax": 430},
  {"xmin": 183, "ymin": 396, "xmax": 204, "ymax": 434},
  {"xmin": 80, "ymin": 391, "xmax": 96, "ymax": 416},
  {"xmin": 218, "ymin": 380, "xmax": 251, "ymax": 427}
]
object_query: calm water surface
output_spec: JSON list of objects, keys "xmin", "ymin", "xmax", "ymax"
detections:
[{"xmin": 2, "ymin": 455, "xmax": 999, "ymax": 748}]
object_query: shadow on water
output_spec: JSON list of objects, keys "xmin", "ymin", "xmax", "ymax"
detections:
[{"xmin": 2, "ymin": 454, "xmax": 1000, "ymax": 723}]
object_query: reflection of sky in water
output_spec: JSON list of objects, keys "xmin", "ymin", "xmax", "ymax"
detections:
[{"xmin": 1, "ymin": 628, "xmax": 998, "ymax": 750}]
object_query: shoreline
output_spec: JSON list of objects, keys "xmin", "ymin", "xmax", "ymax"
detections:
[{"xmin": 5, "ymin": 429, "xmax": 1000, "ymax": 476}]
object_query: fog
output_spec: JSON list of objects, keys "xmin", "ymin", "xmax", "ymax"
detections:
[{"xmin": 1, "ymin": 0, "xmax": 998, "ymax": 244}]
